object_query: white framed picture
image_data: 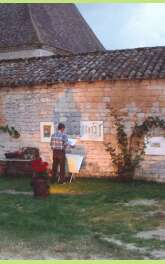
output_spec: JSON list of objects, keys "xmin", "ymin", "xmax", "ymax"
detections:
[
  {"xmin": 145, "ymin": 136, "xmax": 165, "ymax": 155},
  {"xmin": 40, "ymin": 122, "xmax": 54, "ymax": 143},
  {"xmin": 80, "ymin": 121, "xmax": 103, "ymax": 141}
]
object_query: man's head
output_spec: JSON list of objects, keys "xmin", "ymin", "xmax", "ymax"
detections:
[{"xmin": 58, "ymin": 123, "xmax": 65, "ymax": 132}]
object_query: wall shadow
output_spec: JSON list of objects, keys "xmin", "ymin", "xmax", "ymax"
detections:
[{"xmin": 53, "ymin": 88, "xmax": 86, "ymax": 158}]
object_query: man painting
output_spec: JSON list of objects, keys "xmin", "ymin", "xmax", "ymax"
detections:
[{"xmin": 50, "ymin": 123, "xmax": 69, "ymax": 184}]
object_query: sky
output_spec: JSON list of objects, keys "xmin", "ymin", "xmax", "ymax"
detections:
[{"xmin": 77, "ymin": 4, "xmax": 165, "ymax": 50}]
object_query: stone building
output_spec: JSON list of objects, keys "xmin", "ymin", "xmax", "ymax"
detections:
[{"xmin": 0, "ymin": 5, "xmax": 165, "ymax": 182}]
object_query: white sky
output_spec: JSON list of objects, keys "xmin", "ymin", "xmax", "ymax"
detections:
[{"xmin": 77, "ymin": 4, "xmax": 165, "ymax": 50}]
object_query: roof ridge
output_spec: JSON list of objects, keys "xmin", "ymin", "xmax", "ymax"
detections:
[
  {"xmin": 29, "ymin": 4, "xmax": 73, "ymax": 54},
  {"xmin": 28, "ymin": 4, "xmax": 42, "ymax": 47}
]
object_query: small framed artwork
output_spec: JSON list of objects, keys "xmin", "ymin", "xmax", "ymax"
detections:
[
  {"xmin": 40, "ymin": 122, "xmax": 54, "ymax": 142},
  {"xmin": 80, "ymin": 121, "xmax": 103, "ymax": 141},
  {"xmin": 145, "ymin": 136, "xmax": 165, "ymax": 155}
]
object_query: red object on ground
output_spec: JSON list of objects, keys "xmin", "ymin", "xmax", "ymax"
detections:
[
  {"xmin": 31, "ymin": 159, "xmax": 49, "ymax": 198},
  {"xmin": 33, "ymin": 177, "xmax": 49, "ymax": 198},
  {"xmin": 31, "ymin": 159, "xmax": 48, "ymax": 174}
]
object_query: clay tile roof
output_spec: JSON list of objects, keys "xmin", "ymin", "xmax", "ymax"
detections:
[
  {"xmin": 0, "ymin": 4, "xmax": 104, "ymax": 54},
  {"xmin": 0, "ymin": 46, "xmax": 165, "ymax": 87}
]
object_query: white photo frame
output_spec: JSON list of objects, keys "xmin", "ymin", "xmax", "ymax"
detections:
[
  {"xmin": 40, "ymin": 122, "xmax": 54, "ymax": 143},
  {"xmin": 145, "ymin": 136, "xmax": 165, "ymax": 155},
  {"xmin": 80, "ymin": 121, "xmax": 103, "ymax": 141}
]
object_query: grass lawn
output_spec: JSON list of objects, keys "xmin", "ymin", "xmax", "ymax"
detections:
[{"xmin": 0, "ymin": 176, "xmax": 165, "ymax": 259}]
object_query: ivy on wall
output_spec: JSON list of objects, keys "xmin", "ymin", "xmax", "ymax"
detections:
[
  {"xmin": 106, "ymin": 108, "xmax": 165, "ymax": 181},
  {"xmin": 0, "ymin": 125, "xmax": 20, "ymax": 139}
]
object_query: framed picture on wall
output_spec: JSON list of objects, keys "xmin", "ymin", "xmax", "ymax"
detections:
[
  {"xmin": 145, "ymin": 136, "xmax": 165, "ymax": 155},
  {"xmin": 80, "ymin": 121, "xmax": 103, "ymax": 141},
  {"xmin": 40, "ymin": 122, "xmax": 54, "ymax": 142}
]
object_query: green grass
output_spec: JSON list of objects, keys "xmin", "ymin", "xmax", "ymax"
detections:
[
  {"xmin": 0, "ymin": 176, "xmax": 32, "ymax": 191},
  {"xmin": 0, "ymin": 177, "xmax": 165, "ymax": 259}
]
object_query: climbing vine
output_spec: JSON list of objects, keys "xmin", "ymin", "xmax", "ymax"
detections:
[
  {"xmin": 106, "ymin": 109, "xmax": 165, "ymax": 181},
  {"xmin": 0, "ymin": 125, "xmax": 20, "ymax": 139}
]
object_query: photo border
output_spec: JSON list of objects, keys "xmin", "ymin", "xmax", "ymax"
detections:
[
  {"xmin": 0, "ymin": 1, "xmax": 165, "ymax": 263},
  {"xmin": 0, "ymin": 0, "xmax": 165, "ymax": 3}
]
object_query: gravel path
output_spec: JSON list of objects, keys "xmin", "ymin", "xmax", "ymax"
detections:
[{"xmin": 0, "ymin": 189, "xmax": 33, "ymax": 196}]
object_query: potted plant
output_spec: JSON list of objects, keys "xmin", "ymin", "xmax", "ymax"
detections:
[{"xmin": 31, "ymin": 158, "xmax": 49, "ymax": 198}]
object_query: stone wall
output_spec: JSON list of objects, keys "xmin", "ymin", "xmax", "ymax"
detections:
[{"xmin": 0, "ymin": 79, "xmax": 165, "ymax": 180}]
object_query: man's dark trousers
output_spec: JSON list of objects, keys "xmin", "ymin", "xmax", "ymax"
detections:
[{"xmin": 52, "ymin": 149, "xmax": 65, "ymax": 183}]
